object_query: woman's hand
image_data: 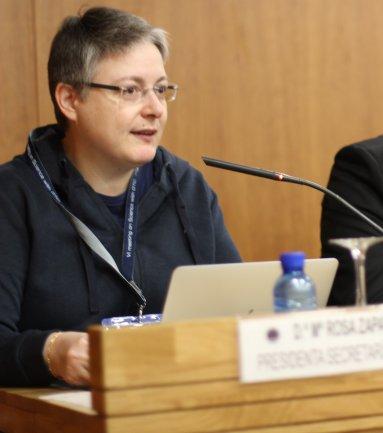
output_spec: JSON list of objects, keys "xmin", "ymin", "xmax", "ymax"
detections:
[{"xmin": 43, "ymin": 331, "xmax": 90, "ymax": 386}]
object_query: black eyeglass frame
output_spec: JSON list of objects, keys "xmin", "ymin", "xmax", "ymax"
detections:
[{"xmin": 84, "ymin": 82, "xmax": 178, "ymax": 102}]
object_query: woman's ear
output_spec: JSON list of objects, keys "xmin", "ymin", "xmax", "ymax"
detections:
[{"xmin": 55, "ymin": 83, "xmax": 80, "ymax": 123}]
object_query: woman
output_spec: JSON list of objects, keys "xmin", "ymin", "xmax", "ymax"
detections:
[{"xmin": 0, "ymin": 7, "xmax": 240, "ymax": 387}]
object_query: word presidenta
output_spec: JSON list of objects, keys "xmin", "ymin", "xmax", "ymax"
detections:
[{"xmin": 257, "ymin": 342, "xmax": 383, "ymax": 371}]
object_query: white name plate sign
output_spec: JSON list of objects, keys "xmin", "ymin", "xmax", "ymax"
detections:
[{"xmin": 238, "ymin": 306, "xmax": 383, "ymax": 383}]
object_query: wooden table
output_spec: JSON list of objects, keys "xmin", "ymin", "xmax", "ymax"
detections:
[{"xmin": 0, "ymin": 387, "xmax": 98, "ymax": 433}]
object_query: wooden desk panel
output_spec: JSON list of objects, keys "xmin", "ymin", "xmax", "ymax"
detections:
[{"xmin": 3, "ymin": 387, "xmax": 383, "ymax": 433}]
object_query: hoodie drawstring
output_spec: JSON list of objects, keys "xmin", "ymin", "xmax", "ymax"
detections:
[
  {"xmin": 78, "ymin": 240, "xmax": 100, "ymax": 314},
  {"xmin": 167, "ymin": 165, "xmax": 204, "ymax": 264}
]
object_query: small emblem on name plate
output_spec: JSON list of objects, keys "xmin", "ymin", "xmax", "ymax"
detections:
[{"xmin": 267, "ymin": 328, "xmax": 279, "ymax": 341}]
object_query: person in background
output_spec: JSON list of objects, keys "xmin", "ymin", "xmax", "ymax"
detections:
[
  {"xmin": 0, "ymin": 7, "xmax": 240, "ymax": 387},
  {"xmin": 321, "ymin": 136, "xmax": 383, "ymax": 306}
]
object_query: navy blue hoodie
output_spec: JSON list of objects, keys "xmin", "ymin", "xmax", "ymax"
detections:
[{"xmin": 0, "ymin": 125, "xmax": 240, "ymax": 386}]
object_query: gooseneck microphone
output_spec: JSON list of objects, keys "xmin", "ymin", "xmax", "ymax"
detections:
[{"xmin": 202, "ymin": 156, "xmax": 383, "ymax": 235}]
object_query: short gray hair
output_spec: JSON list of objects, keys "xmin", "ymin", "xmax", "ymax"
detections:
[{"xmin": 48, "ymin": 7, "xmax": 169, "ymax": 129}]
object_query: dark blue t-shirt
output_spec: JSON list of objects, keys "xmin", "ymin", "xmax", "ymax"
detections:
[{"xmin": 98, "ymin": 162, "xmax": 154, "ymax": 227}]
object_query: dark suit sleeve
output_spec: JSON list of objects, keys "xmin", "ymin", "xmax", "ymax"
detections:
[{"xmin": 321, "ymin": 141, "xmax": 383, "ymax": 305}]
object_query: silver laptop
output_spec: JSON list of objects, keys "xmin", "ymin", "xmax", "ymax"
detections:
[{"xmin": 162, "ymin": 258, "xmax": 338, "ymax": 322}]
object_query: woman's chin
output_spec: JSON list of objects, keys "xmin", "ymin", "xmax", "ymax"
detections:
[{"xmin": 128, "ymin": 145, "xmax": 158, "ymax": 166}]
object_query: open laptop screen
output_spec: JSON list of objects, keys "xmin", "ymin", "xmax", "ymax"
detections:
[{"xmin": 162, "ymin": 258, "xmax": 338, "ymax": 322}]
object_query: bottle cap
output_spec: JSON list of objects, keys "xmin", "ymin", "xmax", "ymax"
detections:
[{"xmin": 280, "ymin": 251, "xmax": 305, "ymax": 272}]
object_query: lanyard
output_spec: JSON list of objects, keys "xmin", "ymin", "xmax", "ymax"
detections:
[
  {"xmin": 121, "ymin": 160, "xmax": 153, "ymax": 280},
  {"xmin": 121, "ymin": 168, "xmax": 139, "ymax": 281},
  {"xmin": 26, "ymin": 137, "xmax": 147, "ymax": 315}
]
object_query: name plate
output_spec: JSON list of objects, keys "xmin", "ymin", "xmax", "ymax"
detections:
[{"xmin": 238, "ymin": 306, "xmax": 383, "ymax": 383}]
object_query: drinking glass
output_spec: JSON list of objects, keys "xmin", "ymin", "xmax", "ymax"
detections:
[{"xmin": 329, "ymin": 237, "xmax": 383, "ymax": 306}]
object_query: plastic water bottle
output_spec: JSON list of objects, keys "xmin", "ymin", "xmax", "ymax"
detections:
[{"xmin": 273, "ymin": 251, "xmax": 317, "ymax": 312}]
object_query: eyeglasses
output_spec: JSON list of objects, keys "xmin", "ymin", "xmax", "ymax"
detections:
[{"xmin": 84, "ymin": 82, "xmax": 178, "ymax": 103}]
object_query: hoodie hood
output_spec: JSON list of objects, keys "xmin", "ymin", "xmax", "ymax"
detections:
[{"xmin": 27, "ymin": 124, "xmax": 204, "ymax": 265}]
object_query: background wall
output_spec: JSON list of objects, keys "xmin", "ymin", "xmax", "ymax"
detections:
[{"xmin": 2, "ymin": 0, "xmax": 383, "ymax": 261}]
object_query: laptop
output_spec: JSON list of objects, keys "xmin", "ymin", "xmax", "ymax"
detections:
[{"xmin": 162, "ymin": 258, "xmax": 338, "ymax": 322}]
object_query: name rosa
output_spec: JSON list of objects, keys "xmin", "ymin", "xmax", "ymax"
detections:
[{"xmin": 324, "ymin": 315, "xmax": 383, "ymax": 336}]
